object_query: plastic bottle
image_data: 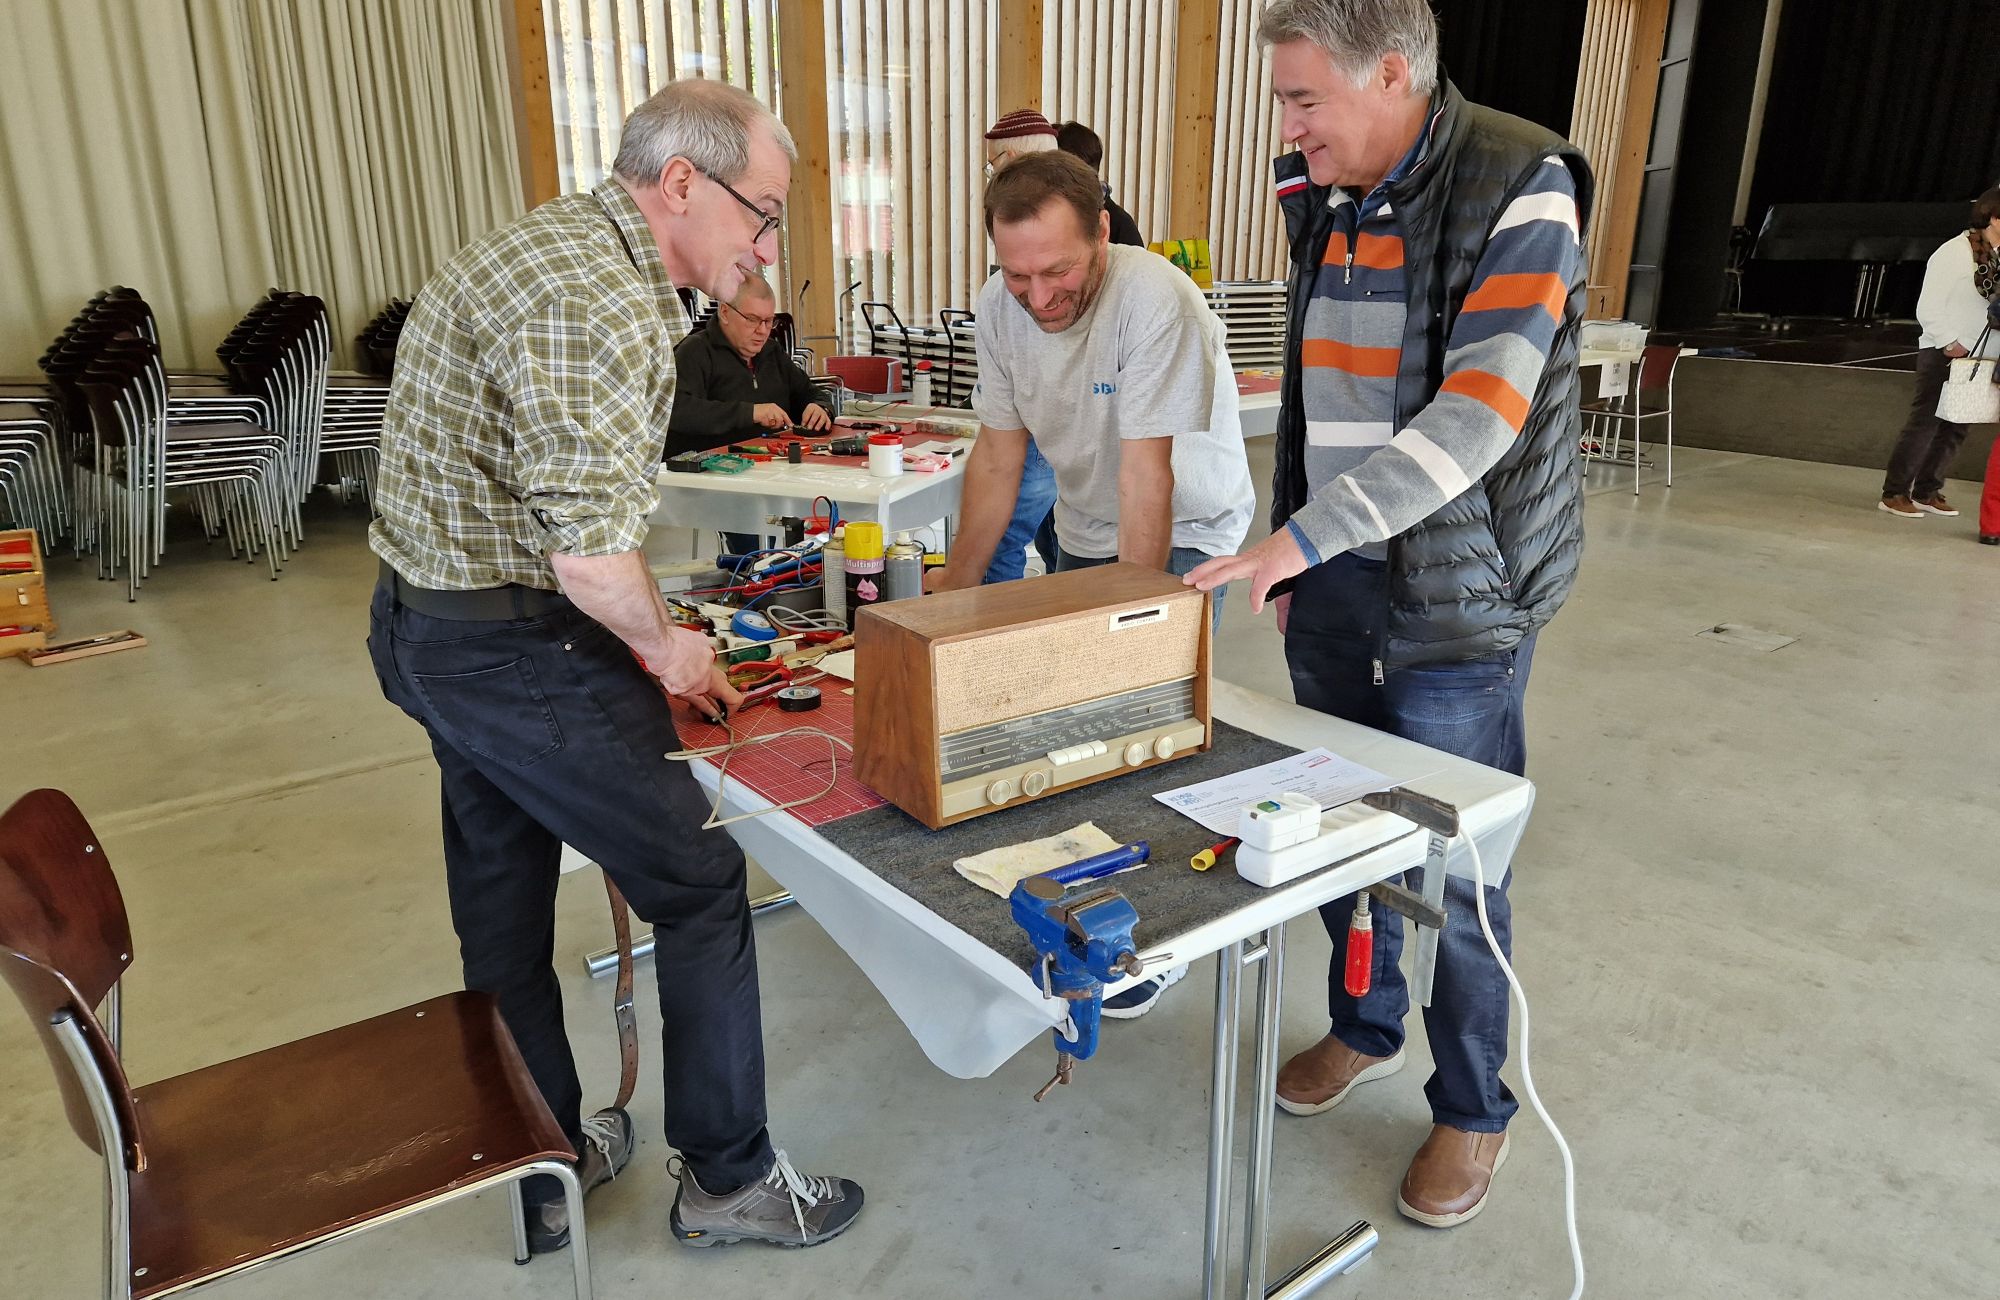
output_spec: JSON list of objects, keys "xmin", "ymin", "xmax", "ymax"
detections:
[
  {"xmin": 912, "ymin": 359, "xmax": 934, "ymax": 407},
  {"xmin": 844, "ymin": 521, "xmax": 886, "ymax": 620},
  {"xmin": 885, "ymin": 533, "xmax": 923, "ymax": 602},
  {"xmin": 822, "ymin": 527, "xmax": 847, "ymax": 628}
]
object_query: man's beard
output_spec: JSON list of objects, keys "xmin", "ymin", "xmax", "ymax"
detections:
[{"xmin": 1013, "ymin": 243, "xmax": 1109, "ymax": 334}]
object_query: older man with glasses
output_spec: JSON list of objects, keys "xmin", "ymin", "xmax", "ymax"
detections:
[
  {"xmin": 368, "ymin": 78, "xmax": 864, "ymax": 1260},
  {"xmin": 668, "ymin": 276, "xmax": 833, "ymax": 456},
  {"xmin": 669, "ymin": 275, "xmax": 834, "ymax": 555}
]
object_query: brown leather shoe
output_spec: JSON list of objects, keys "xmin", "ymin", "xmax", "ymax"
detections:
[
  {"xmin": 1878, "ymin": 495, "xmax": 1923, "ymax": 519},
  {"xmin": 1397, "ymin": 1125, "xmax": 1510, "ymax": 1227},
  {"xmin": 1915, "ymin": 494, "xmax": 1959, "ymax": 516},
  {"xmin": 1274, "ymin": 1035, "xmax": 1404, "ymax": 1116}
]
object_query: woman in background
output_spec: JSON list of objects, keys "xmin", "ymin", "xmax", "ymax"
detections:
[{"xmin": 1880, "ymin": 188, "xmax": 2000, "ymax": 523}]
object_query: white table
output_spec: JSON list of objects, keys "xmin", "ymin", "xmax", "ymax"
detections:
[
  {"xmin": 1240, "ymin": 384, "xmax": 1281, "ymax": 438},
  {"xmin": 611, "ymin": 680, "xmax": 1534, "ymax": 1298},
  {"xmin": 649, "ymin": 409, "xmax": 972, "ymax": 539}
]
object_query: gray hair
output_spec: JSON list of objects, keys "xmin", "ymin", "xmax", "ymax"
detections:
[
  {"xmin": 1258, "ymin": 0, "xmax": 1439, "ymax": 95},
  {"xmin": 733, "ymin": 274, "xmax": 776, "ymax": 306},
  {"xmin": 612, "ymin": 80, "xmax": 797, "ymax": 185}
]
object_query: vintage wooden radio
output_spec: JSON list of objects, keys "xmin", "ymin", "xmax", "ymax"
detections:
[{"xmin": 852, "ymin": 563, "xmax": 1211, "ymax": 828}]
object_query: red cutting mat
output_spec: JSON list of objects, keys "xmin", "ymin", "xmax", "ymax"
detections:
[
  {"xmin": 1236, "ymin": 371, "xmax": 1281, "ymax": 396},
  {"xmin": 678, "ymin": 674, "xmax": 886, "ymax": 826}
]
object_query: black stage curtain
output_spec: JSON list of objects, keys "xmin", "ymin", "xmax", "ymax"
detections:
[
  {"xmin": 1749, "ymin": 0, "xmax": 2000, "ymax": 212},
  {"xmin": 1434, "ymin": 0, "xmax": 1589, "ymax": 137},
  {"xmin": 1743, "ymin": 0, "xmax": 2000, "ymax": 317}
]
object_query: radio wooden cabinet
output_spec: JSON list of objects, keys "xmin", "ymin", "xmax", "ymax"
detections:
[{"xmin": 852, "ymin": 564, "xmax": 1212, "ymax": 828}]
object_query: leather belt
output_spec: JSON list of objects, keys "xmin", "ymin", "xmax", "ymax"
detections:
[{"xmin": 378, "ymin": 561, "xmax": 569, "ymax": 621}]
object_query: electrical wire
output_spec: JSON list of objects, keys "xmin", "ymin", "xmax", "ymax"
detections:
[
  {"xmin": 665, "ymin": 722, "xmax": 852, "ymax": 829},
  {"xmin": 1462, "ymin": 832, "xmax": 1584, "ymax": 1299},
  {"xmin": 763, "ymin": 604, "xmax": 847, "ymax": 634}
]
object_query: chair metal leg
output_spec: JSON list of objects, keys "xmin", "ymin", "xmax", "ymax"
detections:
[
  {"xmin": 508, "ymin": 1178, "xmax": 530, "ymax": 1266},
  {"xmin": 541, "ymin": 1159, "xmax": 592, "ymax": 1300},
  {"xmin": 1666, "ymin": 404, "xmax": 1674, "ymax": 486}
]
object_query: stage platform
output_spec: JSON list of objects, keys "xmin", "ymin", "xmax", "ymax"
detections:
[{"xmin": 1605, "ymin": 316, "xmax": 1993, "ymax": 482}]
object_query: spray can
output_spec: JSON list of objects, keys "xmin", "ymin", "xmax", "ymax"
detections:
[
  {"xmin": 885, "ymin": 533, "xmax": 924, "ymax": 602},
  {"xmin": 912, "ymin": 359, "xmax": 934, "ymax": 406},
  {"xmin": 844, "ymin": 521, "xmax": 886, "ymax": 620},
  {"xmin": 822, "ymin": 527, "xmax": 847, "ymax": 628}
]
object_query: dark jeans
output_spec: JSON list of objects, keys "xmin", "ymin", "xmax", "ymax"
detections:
[
  {"xmin": 1055, "ymin": 545, "xmax": 1227, "ymax": 630},
  {"xmin": 1282, "ymin": 554, "xmax": 1528, "ymax": 1132},
  {"xmin": 983, "ymin": 438, "xmax": 1060, "ymax": 583},
  {"xmin": 1882, "ymin": 347, "xmax": 1967, "ymax": 501},
  {"xmin": 367, "ymin": 584, "xmax": 775, "ymax": 1194}
]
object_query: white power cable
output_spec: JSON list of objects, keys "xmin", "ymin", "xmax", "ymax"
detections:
[
  {"xmin": 665, "ymin": 723, "xmax": 851, "ymax": 830},
  {"xmin": 1461, "ymin": 831, "xmax": 1584, "ymax": 1300}
]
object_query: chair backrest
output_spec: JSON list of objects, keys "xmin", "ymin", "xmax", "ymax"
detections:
[
  {"xmin": 1639, "ymin": 343, "xmax": 1680, "ymax": 393},
  {"xmin": 0, "ymin": 789, "xmax": 145, "ymax": 1169},
  {"xmin": 823, "ymin": 354, "xmax": 901, "ymax": 395}
]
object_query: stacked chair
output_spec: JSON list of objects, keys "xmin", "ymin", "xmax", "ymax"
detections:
[
  {"xmin": 318, "ymin": 300, "xmax": 407, "ymax": 507},
  {"xmin": 0, "ymin": 382, "xmax": 70, "ymax": 542},
  {"xmin": 34, "ymin": 288, "xmax": 339, "ymax": 599}
]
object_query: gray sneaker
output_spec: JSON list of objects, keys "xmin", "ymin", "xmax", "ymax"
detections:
[
  {"xmin": 669, "ymin": 1149, "xmax": 864, "ymax": 1248},
  {"xmin": 523, "ymin": 1107, "xmax": 635, "ymax": 1254}
]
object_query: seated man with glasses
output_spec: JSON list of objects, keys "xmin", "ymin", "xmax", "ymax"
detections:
[
  {"xmin": 667, "ymin": 275, "xmax": 833, "ymax": 457},
  {"xmin": 668, "ymin": 275, "xmax": 833, "ymax": 556}
]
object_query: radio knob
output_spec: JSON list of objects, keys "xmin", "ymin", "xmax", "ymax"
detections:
[
  {"xmin": 1124, "ymin": 741, "xmax": 1148, "ymax": 767},
  {"xmin": 1153, "ymin": 736, "xmax": 1176, "ymax": 760},
  {"xmin": 986, "ymin": 778, "xmax": 1018, "ymax": 806},
  {"xmin": 1022, "ymin": 769, "xmax": 1051, "ymax": 797}
]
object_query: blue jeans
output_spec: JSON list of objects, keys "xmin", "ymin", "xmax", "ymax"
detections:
[
  {"xmin": 982, "ymin": 439, "xmax": 1060, "ymax": 583},
  {"xmin": 1282, "ymin": 553, "xmax": 1529, "ymax": 1132},
  {"xmin": 1055, "ymin": 545, "xmax": 1227, "ymax": 631}
]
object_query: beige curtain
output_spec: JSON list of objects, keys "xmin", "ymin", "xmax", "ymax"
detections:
[
  {"xmin": 0, "ymin": 0, "xmax": 523, "ymax": 374},
  {"xmin": 0, "ymin": 1, "xmax": 276, "ymax": 373}
]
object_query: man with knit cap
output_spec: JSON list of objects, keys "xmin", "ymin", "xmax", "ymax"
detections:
[{"xmin": 978, "ymin": 109, "xmax": 1063, "ymax": 583}]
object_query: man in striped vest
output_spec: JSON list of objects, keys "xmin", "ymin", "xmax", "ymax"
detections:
[{"xmin": 1188, "ymin": 0, "xmax": 1593, "ymax": 1229}]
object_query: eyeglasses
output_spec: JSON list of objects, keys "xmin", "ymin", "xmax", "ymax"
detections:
[
  {"xmin": 701, "ymin": 169, "xmax": 783, "ymax": 243},
  {"xmin": 721, "ymin": 302, "xmax": 777, "ymax": 330}
]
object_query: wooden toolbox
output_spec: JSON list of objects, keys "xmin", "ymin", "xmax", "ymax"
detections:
[{"xmin": 1, "ymin": 528, "xmax": 54, "ymax": 659}]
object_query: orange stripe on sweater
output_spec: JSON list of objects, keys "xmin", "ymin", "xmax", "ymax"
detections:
[
  {"xmin": 1353, "ymin": 231, "xmax": 1404, "ymax": 270},
  {"xmin": 1300, "ymin": 338, "xmax": 1400, "ymax": 378},
  {"xmin": 1440, "ymin": 368, "xmax": 1531, "ymax": 431},
  {"xmin": 1460, "ymin": 272, "xmax": 1566, "ymax": 323}
]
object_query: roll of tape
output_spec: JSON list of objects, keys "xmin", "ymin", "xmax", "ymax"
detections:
[{"xmin": 775, "ymin": 685, "xmax": 823, "ymax": 712}]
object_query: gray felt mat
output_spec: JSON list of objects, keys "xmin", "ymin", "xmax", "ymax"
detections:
[{"xmin": 817, "ymin": 722, "xmax": 1321, "ymax": 969}]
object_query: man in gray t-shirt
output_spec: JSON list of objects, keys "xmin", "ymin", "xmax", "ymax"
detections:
[{"xmin": 930, "ymin": 152, "xmax": 1253, "ymax": 602}]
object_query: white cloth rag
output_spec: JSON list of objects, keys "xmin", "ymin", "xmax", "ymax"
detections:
[{"xmin": 952, "ymin": 822, "xmax": 1126, "ymax": 897}]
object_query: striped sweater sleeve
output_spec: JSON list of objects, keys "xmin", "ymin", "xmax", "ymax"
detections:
[{"xmin": 1284, "ymin": 158, "xmax": 1584, "ymax": 565}]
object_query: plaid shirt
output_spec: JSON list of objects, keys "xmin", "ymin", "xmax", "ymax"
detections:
[{"xmin": 369, "ymin": 181, "xmax": 688, "ymax": 591}]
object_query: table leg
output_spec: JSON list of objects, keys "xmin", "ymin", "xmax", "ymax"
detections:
[
  {"xmin": 1241, "ymin": 927, "xmax": 1285, "ymax": 1297},
  {"xmin": 1206, "ymin": 924, "xmax": 1380, "ymax": 1300},
  {"xmin": 1203, "ymin": 941, "xmax": 1244, "ymax": 1300},
  {"xmin": 584, "ymin": 888, "xmax": 798, "ymax": 978}
]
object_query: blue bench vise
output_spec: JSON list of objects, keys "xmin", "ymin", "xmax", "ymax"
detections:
[{"xmin": 1008, "ymin": 840, "xmax": 1163, "ymax": 1102}]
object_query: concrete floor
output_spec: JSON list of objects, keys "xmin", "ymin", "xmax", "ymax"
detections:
[{"xmin": 5, "ymin": 444, "xmax": 1998, "ymax": 1299}]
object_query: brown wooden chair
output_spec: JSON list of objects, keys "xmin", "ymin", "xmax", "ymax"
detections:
[{"xmin": 0, "ymin": 788, "xmax": 593, "ymax": 1299}]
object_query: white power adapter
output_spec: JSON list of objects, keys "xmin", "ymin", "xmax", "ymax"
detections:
[{"xmin": 1238, "ymin": 792, "xmax": 1323, "ymax": 851}]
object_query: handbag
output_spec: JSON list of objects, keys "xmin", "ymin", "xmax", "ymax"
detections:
[{"xmin": 1936, "ymin": 326, "xmax": 2000, "ymax": 423}]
